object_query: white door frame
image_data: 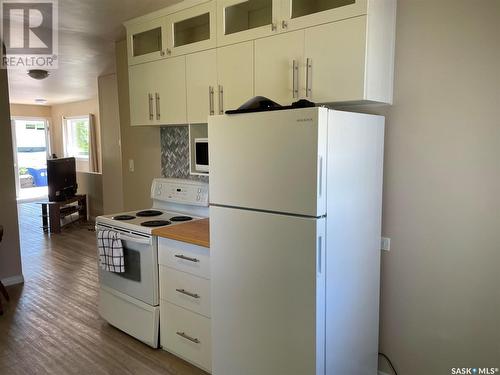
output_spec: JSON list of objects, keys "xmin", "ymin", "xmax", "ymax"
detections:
[{"xmin": 10, "ymin": 116, "xmax": 52, "ymax": 198}]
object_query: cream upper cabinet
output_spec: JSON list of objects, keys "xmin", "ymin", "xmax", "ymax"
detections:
[
  {"xmin": 280, "ymin": 0, "xmax": 367, "ymax": 31},
  {"xmin": 129, "ymin": 57, "xmax": 187, "ymax": 126},
  {"xmin": 255, "ymin": 30, "xmax": 304, "ymax": 105},
  {"xmin": 155, "ymin": 56, "xmax": 188, "ymax": 125},
  {"xmin": 127, "ymin": 18, "xmax": 168, "ymax": 65},
  {"xmin": 217, "ymin": 0, "xmax": 280, "ymax": 46},
  {"xmin": 126, "ymin": 0, "xmax": 396, "ymax": 125},
  {"xmin": 304, "ymin": 16, "xmax": 366, "ymax": 103},
  {"xmin": 186, "ymin": 49, "xmax": 218, "ymax": 123},
  {"xmin": 166, "ymin": 1, "xmax": 217, "ymax": 57},
  {"xmin": 304, "ymin": 0, "xmax": 396, "ymax": 104},
  {"xmin": 217, "ymin": 41, "xmax": 254, "ymax": 113},
  {"xmin": 129, "ymin": 62, "xmax": 156, "ymax": 126}
]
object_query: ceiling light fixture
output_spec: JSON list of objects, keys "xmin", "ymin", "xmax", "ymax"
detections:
[
  {"xmin": 35, "ymin": 98, "xmax": 47, "ymax": 104},
  {"xmin": 27, "ymin": 69, "xmax": 50, "ymax": 80}
]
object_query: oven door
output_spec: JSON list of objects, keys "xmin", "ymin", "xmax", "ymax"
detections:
[{"xmin": 96, "ymin": 224, "xmax": 158, "ymax": 306}]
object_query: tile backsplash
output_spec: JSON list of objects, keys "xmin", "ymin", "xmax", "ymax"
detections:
[{"xmin": 160, "ymin": 126, "xmax": 209, "ymax": 183}]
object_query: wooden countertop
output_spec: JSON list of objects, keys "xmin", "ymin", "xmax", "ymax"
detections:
[{"xmin": 152, "ymin": 218, "xmax": 209, "ymax": 248}]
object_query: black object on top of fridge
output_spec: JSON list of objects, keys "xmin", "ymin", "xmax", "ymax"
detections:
[{"xmin": 225, "ymin": 96, "xmax": 315, "ymax": 115}]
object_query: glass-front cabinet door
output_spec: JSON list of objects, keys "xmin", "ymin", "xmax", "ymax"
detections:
[
  {"xmin": 127, "ymin": 18, "xmax": 168, "ymax": 65},
  {"xmin": 280, "ymin": 0, "xmax": 367, "ymax": 31},
  {"xmin": 166, "ymin": 1, "xmax": 216, "ymax": 56},
  {"xmin": 217, "ymin": 0, "xmax": 280, "ymax": 46}
]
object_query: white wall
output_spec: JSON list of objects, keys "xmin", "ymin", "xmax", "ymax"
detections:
[
  {"xmin": 10, "ymin": 103, "xmax": 52, "ymax": 118},
  {"xmin": 116, "ymin": 40, "xmax": 162, "ymax": 211},
  {"xmin": 358, "ymin": 0, "xmax": 500, "ymax": 373},
  {"xmin": 0, "ymin": 66, "xmax": 23, "ymax": 283},
  {"xmin": 50, "ymin": 98, "xmax": 101, "ymax": 171},
  {"xmin": 98, "ymin": 73, "xmax": 124, "ymax": 214},
  {"xmin": 76, "ymin": 172, "xmax": 103, "ymax": 220}
]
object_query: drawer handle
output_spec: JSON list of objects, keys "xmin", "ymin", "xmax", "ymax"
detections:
[
  {"xmin": 174, "ymin": 254, "xmax": 199, "ymax": 263},
  {"xmin": 176, "ymin": 288, "xmax": 200, "ymax": 299},
  {"xmin": 176, "ymin": 331, "xmax": 200, "ymax": 344}
]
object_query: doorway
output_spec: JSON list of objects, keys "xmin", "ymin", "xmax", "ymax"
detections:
[{"xmin": 11, "ymin": 117, "xmax": 51, "ymax": 202}]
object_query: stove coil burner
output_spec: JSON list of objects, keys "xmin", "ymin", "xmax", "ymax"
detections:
[
  {"xmin": 113, "ymin": 215, "xmax": 136, "ymax": 221},
  {"xmin": 140, "ymin": 220, "xmax": 171, "ymax": 227},
  {"xmin": 170, "ymin": 216, "xmax": 193, "ymax": 222},
  {"xmin": 136, "ymin": 210, "xmax": 163, "ymax": 217}
]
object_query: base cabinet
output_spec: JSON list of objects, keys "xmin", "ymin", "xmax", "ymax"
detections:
[
  {"xmin": 158, "ymin": 237, "xmax": 212, "ymax": 372},
  {"xmin": 160, "ymin": 302, "xmax": 212, "ymax": 373}
]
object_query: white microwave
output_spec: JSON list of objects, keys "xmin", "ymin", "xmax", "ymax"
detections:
[{"xmin": 194, "ymin": 138, "xmax": 209, "ymax": 173}]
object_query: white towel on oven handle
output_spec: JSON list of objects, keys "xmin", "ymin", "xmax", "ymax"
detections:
[{"xmin": 97, "ymin": 230, "xmax": 125, "ymax": 273}]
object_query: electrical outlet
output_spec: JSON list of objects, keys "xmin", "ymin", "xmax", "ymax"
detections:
[
  {"xmin": 128, "ymin": 159, "xmax": 135, "ymax": 172},
  {"xmin": 381, "ymin": 237, "xmax": 391, "ymax": 252}
]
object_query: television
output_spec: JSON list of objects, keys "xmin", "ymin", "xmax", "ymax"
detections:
[{"xmin": 47, "ymin": 157, "xmax": 78, "ymax": 202}]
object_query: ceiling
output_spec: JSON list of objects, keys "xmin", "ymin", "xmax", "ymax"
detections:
[{"xmin": 6, "ymin": 0, "xmax": 182, "ymax": 105}]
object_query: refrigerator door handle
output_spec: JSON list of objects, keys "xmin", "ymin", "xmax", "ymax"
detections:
[
  {"xmin": 317, "ymin": 235, "xmax": 323, "ymax": 274},
  {"xmin": 318, "ymin": 156, "xmax": 323, "ymax": 197}
]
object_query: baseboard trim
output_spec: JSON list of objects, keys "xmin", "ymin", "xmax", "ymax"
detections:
[{"xmin": 2, "ymin": 274, "xmax": 24, "ymax": 286}]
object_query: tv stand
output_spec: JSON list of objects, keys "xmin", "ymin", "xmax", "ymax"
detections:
[{"xmin": 38, "ymin": 195, "xmax": 87, "ymax": 234}]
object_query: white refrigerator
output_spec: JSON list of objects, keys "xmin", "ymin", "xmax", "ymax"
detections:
[{"xmin": 208, "ymin": 107, "xmax": 385, "ymax": 375}]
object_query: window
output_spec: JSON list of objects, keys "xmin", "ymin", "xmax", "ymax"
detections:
[{"xmin": 64, "ymin": 116, "xmax": 90, "ymax": 159}]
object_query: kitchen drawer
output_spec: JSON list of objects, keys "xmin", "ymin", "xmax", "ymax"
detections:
[
  {"xmin": 161, "ymin": 302, "xmax": 211, "ymax": 372},
  {"xmin": 158, "ymin": 237, "xmax": 210, "ymax": 279},
  {"xmin": 160, "ymin": 266, "xmax": 211, "ymax": 318}
]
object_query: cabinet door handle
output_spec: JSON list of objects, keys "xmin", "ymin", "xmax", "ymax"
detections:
[
  {"xmin": 155, "ymin": 93, "xmax": 160, "ymax": 120},
  {"xmin": 176, "ymin": 331, "xmax": 200, "ymax": 344},
  {"xmin": 306, "ymin": 58, "xmax": 312, "ymax": 98},
  {"xmin": 218, "ymin": 85, "xmax": 224, "ymax": 115},
  {"xmin": 166, "ymin": 48, "xmax": 172, "ymax": 55},
  {"xmin": 174, "ymin": 254, "xmax": 200, "ymax": 263},
  {"xmin": 148, "ymin": 93, "xmax": 153, "ymax": 120},
  {"xmin": 292, "ymin": 59, "xmax": 299, "ymax": 99},
  {"xmin": 176, "ymin": 288, "xmax": 200, "ymax": 299},
  {"xmin": 282, "ymin": 20, "xmax": 288, "ymax": 29},
  {"xmin": 209, "ymin": 86, "xmax": 215, "ymax": 115},
  {"xmin": 271, "ymin": 23, "xmax": 277, "ymax": 32}
]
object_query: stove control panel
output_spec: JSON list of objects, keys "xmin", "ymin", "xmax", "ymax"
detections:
[{"xmin": 151, "ymin": 178, "xmax": 209, "ymax": 206}]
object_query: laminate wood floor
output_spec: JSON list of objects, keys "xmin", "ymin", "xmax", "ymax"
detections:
[{"xmin": 0, "ymin": 204, "xmax": 208, "ymax": 375}]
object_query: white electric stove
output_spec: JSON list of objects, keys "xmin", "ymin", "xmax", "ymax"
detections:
[
  {"xmin": 95, "ymin": 178, "xmax": 209, "ymax": 348},
  {"xmin": 97, "ymin": 178, "xmax": 209, "ymax": 234}
]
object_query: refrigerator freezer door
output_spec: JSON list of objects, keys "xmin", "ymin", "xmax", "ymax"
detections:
[
  {"xmin": 209, "ymin": 107, "xmax": 328, "ymax": 217},
  {"xmin": 210, "ymin": 205, "xmax": 326, "ymax": 375}
]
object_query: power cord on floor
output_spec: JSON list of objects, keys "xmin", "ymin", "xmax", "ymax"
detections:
[{"xmin": 379, "ymin": 352, "xmax": 399, "ymax": 375}]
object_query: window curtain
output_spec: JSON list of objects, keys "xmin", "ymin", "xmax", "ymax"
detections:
[
  {"xmin": 88, "ymin": 114, "xmax": 99, "ymax": 173},
  {"xmin": 62, "ymin": 116, "xmax": 69, "ymax": 157}
]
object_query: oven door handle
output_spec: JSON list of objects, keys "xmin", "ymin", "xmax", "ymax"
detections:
[{"xmin": 119, "ymin": 234, "xmax": 152, "ymax": 245}]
